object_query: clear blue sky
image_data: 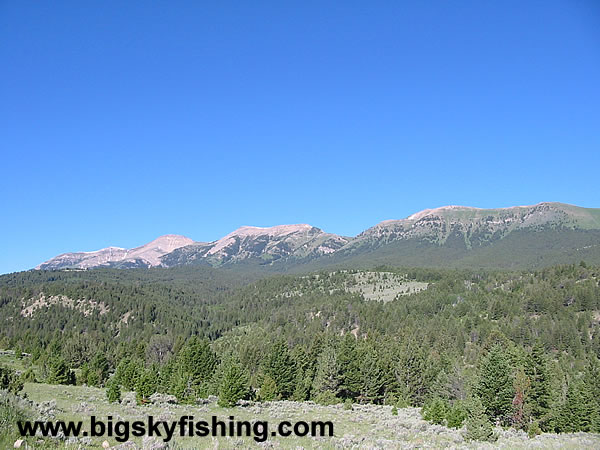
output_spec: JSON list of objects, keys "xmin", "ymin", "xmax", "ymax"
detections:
[{"xmin": 1, "ymin": 1, "xmax": 599, "ymax": 274}]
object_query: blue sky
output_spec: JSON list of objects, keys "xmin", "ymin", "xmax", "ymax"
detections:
[{"xmin": 1, "ymin": 1, "xmax": 599, "ymax": 274}]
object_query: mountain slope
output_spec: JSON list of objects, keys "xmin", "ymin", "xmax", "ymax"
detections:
[
  {"xmin": 161, "ymin": 224, "xmax": 349, "ymax": 267},
  {"xmin": 313, "ymin": 202, "xmax": 600, "ymax": 269},
  {"xmin": 353, "ymin": 202, "xmax": 600, "ymax": 249},
  {"xmin": 34, "ymin": 202, "xmax": 600, "ymax": 271},
  {"xmin": 37, "ymin": 225, "xmax": 349, "ymax": 270},
  {"xmin": 36, "ymin": 235, "xmax": 196, "ymax": 270}
]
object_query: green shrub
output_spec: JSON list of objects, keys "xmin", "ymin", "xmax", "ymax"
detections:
[
  {"xmin": 19, "ymin": 368, "xmax": 36, "ymax": 384},
  {"xmin": 0, "ymin": 365, "xmax": 24, "ymax": 394},
  {"xmin": 527, "ymin": 420, "xmax": 542, "ymax": 438},
  {"xmin": 384, "ymin": 393, "xmax": 398, "ymax": 406},
  {"xmin": 0, "ymin": 390, "xmax": 33, "ymax": 441},
  {"xmin": 314, "ymin": 391, "xmax": 339, "ymax": 406},
  {"xmin": 394, "ymin": 393, "xmax": 411, "ymax": 408}
]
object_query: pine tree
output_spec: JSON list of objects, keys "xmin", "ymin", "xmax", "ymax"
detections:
[
  {"xmin": 430, "ymin": 363, "xmax": 467, "ymax": 402},
  {"xmin": 86, "ymin": 368, "xmax": 100, "ymax": 387},
  {"xmin": 106, "ymin": 377, "xmax": 121, "ymax": 403},
  {"xmin": 582, "ymin": 357, "xmax": 600, "ymax": 432},
  {"xmin": 511, "ymin": 367, "xmax": 531, "ymax": 430},
  {"xmin": 555, "ymin": 373, "xmax": 598, "ymax": 433},
  {"xmin": 311, "ymin": 346, "xmax": 340, "ymax": 401},
  {"xmin": 394, "ymin": 338, "xmax": 427, "ymax": 406},
  {"xmin": 422, "ymin": 397, "xmax": 449, "ymax": 425},
  {"xmin": 580, "ymin": 382, "xmax": 599, "ymax": 433},
  {"xmin": 358, "ymin": 348, "xmax": 384, "ymax": 404},
  {"xmin": 446, "ymin": 402, "xmax": 467, "ymax": 429},
  {"xmin": 474, "ymin": 344, "xmax": 514, "ymax": 425},
  {"xmin": 264, "ymin": 340, "xmax": 296, "ymax": 399},
  {"xmin": 430, "ymin": 369, "xmax": 451, "ymax": 400},
  {"xmin": 46, "ymin": 357, "xmax": 74, "ymax": 385},
  {"xmin": 171, "ymin": 336, "xmax": 217, "ymax": 400},
  {"xmin": 525, "ymin": 341, "xmax": 551, "ymax": 425},
  {"xmin": 258, "ymin": 374, "xmax": 278, "ymax": 401},
  {"xmin": 115, "ymin": 358, "xmax": 143, "ymax": 391},
  {"xmin": 135, "ymin": 369, "xmax": 158, "ymax": 405},
  {"xmin": 556, "ymin": 379, "xmax": 585, "ymax": 432},
  {"xmin": 177, "ymin": 337, "xmax": 217, "ymax": 384},
  {"xmin": 337, "ymin": 334, "xmax": 361, "ymax": 399},
  {"xmin": 218, "ymin": 361, "xmax": 250, "ymax": 407},
  {"xmin": 89, "ymin": 352, "xmax": 110, "ymax": 386},
  {"xmin": 464, "ymin": 396, "xmax": 496, "ymax": 442},
  {"xmin": 78, "ymin": 363, "xmax": 89, "ymax": 385},
  {"xmin": 591, "ymin": 331, "xmax": 600, "ymax": 360},
  {"xmin": 169, "ymin": 368, "xmax": 196, "ymax": 403},
  {"xmin": 292, "ymin": 368, "xmax": 313, "ymax": 401}
]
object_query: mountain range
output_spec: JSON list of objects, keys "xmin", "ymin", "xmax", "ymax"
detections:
[{"xmin": 36, "ymin": 202, "xmax": 600, "ymax": 271}]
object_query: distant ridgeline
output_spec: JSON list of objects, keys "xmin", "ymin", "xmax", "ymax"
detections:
[
  {"xmin": 1, "ymin": 263, "xmax": 600, "ymax": 433},
  {"xmin": 35, "ymin": 202, "xmax": 600, "ymax": 271}
]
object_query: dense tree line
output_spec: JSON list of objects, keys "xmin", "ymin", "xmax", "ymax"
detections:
[{"xmin": 1, "ymin": 263, "xmax": 600, "ymax": 438}]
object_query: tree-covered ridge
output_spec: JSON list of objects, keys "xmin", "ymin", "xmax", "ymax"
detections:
[
  {"xmin": 2, "ymin": 264, "xmax": 600, "ymax": 362},
  {"xmin": 1, "ymin": 263, "xmax": 600, "ymax": 437},
  {"xmin": 0, "ymin": 266, "xmax": 259, "ymax": 361}
]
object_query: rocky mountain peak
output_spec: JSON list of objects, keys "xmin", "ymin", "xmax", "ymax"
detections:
[
  {"xmin": 37, "ymin": 234, "xmax": 196, "ymax": 270},
  {"xmin": 35, "ymin": 203, "xmax": 600, "ymax": 270}
]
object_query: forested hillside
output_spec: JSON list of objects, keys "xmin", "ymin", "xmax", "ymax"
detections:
[{"xmin": 2, "ymin": 263, "xmax": 600, "ymax": 438}]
